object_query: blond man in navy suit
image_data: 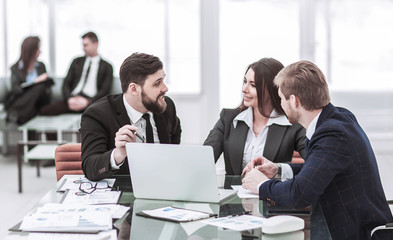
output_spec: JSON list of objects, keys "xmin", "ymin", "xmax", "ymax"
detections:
[{"xmin": 243, "ymin": 61, "xmax": 393, "ymax": 239}]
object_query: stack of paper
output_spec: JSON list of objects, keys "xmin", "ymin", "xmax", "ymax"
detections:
[
  {"xmin": 19, "ymin": 203, "xmax": 128, "ymax": 233},
  {"xmin": 27, "ymin": 229, "xmax": 117, "ymax": 240}
]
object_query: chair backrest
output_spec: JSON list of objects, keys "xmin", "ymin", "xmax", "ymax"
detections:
[
  {"xmin": 291, "ymin": 151, "xmax": 305, "ymax": 164},
  {"xmin": 55, "ymin": 143, "xmax": 83, "ymax": 181}
]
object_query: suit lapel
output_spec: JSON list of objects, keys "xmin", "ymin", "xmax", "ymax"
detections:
[
  {"xmin": 263, "ymin": 124, "xmax": 286, "ymax": 162},
  {"xmin": 112, "ymin": 95, "xmax": 131, "ymax": 128},
  {"xmin": 228, "ymin": 121, "xmax": 248, "ymax": 174},
  {"xmin": 153, "ymin": 114, "xmax": 169, "ymax": 143},
  {"xmin": 96, "ymin": 59, "xmax": 104, "ymax": 86}
]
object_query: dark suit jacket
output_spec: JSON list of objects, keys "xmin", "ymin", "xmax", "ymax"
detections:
[
  {"xmin": 10, "ymin": 61, "xmax": 47, "ymax": 96},
  {"xmin": 80, "ymin": 94, "xmax": 182, "ymax": 181},
  {"xmin": 259, "ymin": 103, "xmax": 393, "ymax": 239},
  {"xmin": 204, "ymin": 108, "xmax": 306, "ymax": 175},
  {"xmin": 62, "ymin": 56, "xmax": 113, "ymax": 102}
]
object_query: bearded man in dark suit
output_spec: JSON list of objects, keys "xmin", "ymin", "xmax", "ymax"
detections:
[{"xmin": 80, "ymin": 52, "xmax": 181, "ymax": 181}]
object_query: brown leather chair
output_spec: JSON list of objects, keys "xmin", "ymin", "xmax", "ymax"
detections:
[
  {"xmin": 291, "ymin": 151, "xmax": 305, "ymax": 164},
  {"xmin": 54, "ymin": 143, "xmax": 83, "ymax": 181}
]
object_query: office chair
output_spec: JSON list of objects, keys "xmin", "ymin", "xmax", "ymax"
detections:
[
  {"xmin": 371, "ymin": 201, "xmax": 393, "ymax": 239},
  {"xmin": 371, "ymin": 223, "xmax": 393, "ymax": 239},
  {"xmin": 54, "ymin": 143, "xmax": 83, "ymax": 181}
]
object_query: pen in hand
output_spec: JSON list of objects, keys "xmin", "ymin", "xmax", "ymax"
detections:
[{"xmin": 131, "ymin": 130, "xmax": 145, "ymax": 142}]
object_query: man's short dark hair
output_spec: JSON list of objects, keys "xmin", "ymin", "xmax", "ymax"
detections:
[
  {"xmin": 119, "ymin": 52, "xmax": 163, "ymax": 93},
  {"xmin": 81, "ymin": 31, "xmax": 98, "ymax": 43}
]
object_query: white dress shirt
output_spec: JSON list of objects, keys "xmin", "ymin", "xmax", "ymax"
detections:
[
  {"xmin": 71, "ymin": 55, "xmax": 100, "ymax": 97},
  {"xmin": 110, "ymin": 95, "xmax": 159, "ymax": 169},
  {"xmin": 233, "ymin": 107, "xmax": 292, "ymax": 169}
]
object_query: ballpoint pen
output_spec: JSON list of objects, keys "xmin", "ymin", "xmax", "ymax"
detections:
[
  {"xmin": 131, "ymin": 130, "xmax": 145, "ymax": 142},
  {"xmin": 113, "ymin": 113, "xmax": 145, "ymax": 142}
]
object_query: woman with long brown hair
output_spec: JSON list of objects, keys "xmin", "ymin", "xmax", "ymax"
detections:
[
  {"xmin": 6, "ymin": 36, "xmax": 53, "ymax": 124},
  {"xmin": 204, "ymin": 58, "xmax": 306, "ymax": 175}
]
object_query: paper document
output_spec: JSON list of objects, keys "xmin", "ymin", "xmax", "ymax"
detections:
[
  {"xmin": 61, "ymin": 189, "xmax": 121, "ymax": 205},
  {"xmin": 231, "ymin": 185, "xmax": 259, "ymax": 199},
  {"xmin": 19, "ymin": 203, "xmax": 127, "ymax": 233},
  {"xmin": 27, "ymin": 229, "xmax": 117, "ymax": 240},
  {"xmin": 202, "ymin": 215, "xmax": 265, "ymax": 231},
  {"xmin": 57, "ymin": 176, "xmax": 116, "ymax": 192},
  {"xmin": 20, "ymin": 212, "xmax": 111, "ymax": 233},
  {"xmin": 139, "ymin": 206, "xmax": 216, "ymax": 222}
]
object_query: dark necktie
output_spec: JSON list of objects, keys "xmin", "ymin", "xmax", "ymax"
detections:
[
  {"xmin": 142, "ymin": 113, "xmax": 154, "ymax": 143},
  {"xmin": 79, "ymin": 60, "xmax": 91, "ymax": 95}
]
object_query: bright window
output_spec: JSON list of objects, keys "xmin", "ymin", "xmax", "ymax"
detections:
[{"xmin": 219, "ymin": 0, "xmax": 299, "ymax": 109}]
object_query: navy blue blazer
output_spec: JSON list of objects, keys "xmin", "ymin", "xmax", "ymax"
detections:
[{"xmin": 259, "ymin": 103, "xmax": 393, "ymax": 239}]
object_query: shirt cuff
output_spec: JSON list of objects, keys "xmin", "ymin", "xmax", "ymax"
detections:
[
  {"xmin": 110, "ymin": 149, "xmax": 125, "ymax": 170},
  {"xmin": 257, "ymin": 178, "xmax": 269, "ymax": 194},
  {"xmin": 281, "ymin": 163, "xmax": 293, "ymax": 181}
]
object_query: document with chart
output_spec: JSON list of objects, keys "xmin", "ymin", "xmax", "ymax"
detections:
[{"xmin": 19, "ymin": 203, "xmax": 114, "ymax": 233}]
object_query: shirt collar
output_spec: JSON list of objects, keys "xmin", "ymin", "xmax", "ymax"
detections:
[
  {"xmin": 233, "ymin": 107, "xmax": 291, "ymax": 128},
  {"xmin": 86, "ymin": 55, "xmax": 100, "ymax": 63},
  {"xmin": 306, "ymin": 111, "xmax": 322, "ymax": 139},
  {"xmin": 122, "ymin": 94, "xmax": 151, "ymax": 124}
]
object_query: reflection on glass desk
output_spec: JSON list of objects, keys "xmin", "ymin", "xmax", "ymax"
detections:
[{"xmin": 8, "ymin": 175, "xmax": 329, "ymax": 240}]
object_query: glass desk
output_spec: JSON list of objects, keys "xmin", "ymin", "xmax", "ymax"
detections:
[{"xmin": 7, "ymin": 175, "xmax": 331, "ymax": 240}]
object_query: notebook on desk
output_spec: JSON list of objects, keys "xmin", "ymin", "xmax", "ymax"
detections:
[{"xmin": 125, "ymin": 143, "xmax": 236, "ymax": 203}]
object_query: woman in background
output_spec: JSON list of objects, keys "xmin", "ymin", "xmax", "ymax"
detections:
[
  {"xmin": 204, "ymin": 58, "xmax": 306, "ymax": 175},
  {"xmin": 6, "ymin": 36, "xmax": 53, "ymax": 124}
]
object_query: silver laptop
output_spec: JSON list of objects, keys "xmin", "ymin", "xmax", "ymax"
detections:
[{"xmin": 126, "ymin": 143, "xmax": 236, "ymax": 203}]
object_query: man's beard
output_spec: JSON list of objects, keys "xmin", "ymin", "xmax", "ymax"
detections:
[
  {"xmin": 141, "ymin": 90, "xmax": 167, "ymax": 114},
  {"xmin": 286, "ymin": 105, "xmax": 300, "ymax": 124}
]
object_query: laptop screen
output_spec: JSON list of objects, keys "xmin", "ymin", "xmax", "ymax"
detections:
[{"xmin": 126, "ymin": 143, "xmax": 224, "ymax": 203}]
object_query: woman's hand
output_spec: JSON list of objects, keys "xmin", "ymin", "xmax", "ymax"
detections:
[
  {"xmin": 242, "ymin": 156, "xmax": 278, "ymax": 179},
  {"xmin": 35, "ymin": 73, "xmax": 48, "ymax": 83}
]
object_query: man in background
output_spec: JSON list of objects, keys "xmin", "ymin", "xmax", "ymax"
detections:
[
  {"xmin": 40, "ymin": 31, "xmax": 113, "ymax": 114},
  {"xmin": 80, "ymin": 52, "xmax": 181, "ymax": 181},
  {"xmin": 242, "ymin": 60, "xmax": 393, "ymax": 239}
]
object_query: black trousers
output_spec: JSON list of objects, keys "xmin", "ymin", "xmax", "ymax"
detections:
[{"xmin": 7, "ymin": 84, "xmax": 51, "ymax": 125}]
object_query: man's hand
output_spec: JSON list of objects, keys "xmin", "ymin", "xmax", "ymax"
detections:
[
  {"xmin": 242, "ymin": 156, "xmax": 278, "ymax": 179},
  {"xmin": 113, "ymin": 125, "xmax": 138, "ymax": 165},
  {"xmin": 242, "ymin": 169, "xmax": 269, "ymax": 194},
  {"xmin": 68, "ymin": 96, "xmax": 90, "ymax": 111}
]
